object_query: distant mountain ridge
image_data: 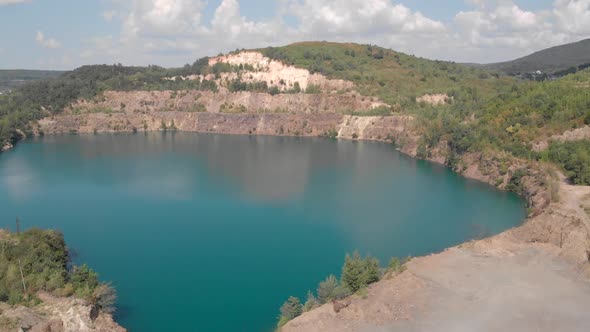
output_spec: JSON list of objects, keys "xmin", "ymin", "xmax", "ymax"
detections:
[
  {"xmin": 0, "ymin": 69, "xmax": 64, "ymax": 93},
  {"xmin": 481, "ymin": 38, "xmax": 590, "ymax": 76}
]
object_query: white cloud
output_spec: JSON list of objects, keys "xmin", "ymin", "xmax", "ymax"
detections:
[
  {"xmin": 92, "ymin": 0, "xmax": 448, "ymax": 66},
  {"xmin": 121, "ymin": 0, "xmax": 205, "ymax": 39},
  {"xmin": 56, "ymin": 0, "xmax": 590, "ymax": 68},
  {"xmin": 289, "ymin": 0, "xmax": 445, "ymax": 35},
  {"xmin": 0, "ymin": 0, "xmax": 30, "ymax": 5},
  {"xmin": 102, "ymin": 10, "xmax": 117, "ymax": 21},
  {"xmin": 447, "ymin": 0, "xmax": 590, "ymax": 62},
  {"xmin": 553, "ymin": 0, "xmax": 590, "ymax": 34},
  {"xmin": 35, "ymin": 31, "xmax": 61, "ymax": 49}
]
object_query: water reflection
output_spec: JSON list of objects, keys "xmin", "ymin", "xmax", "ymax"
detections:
[
  {"xmin": 16, "ymin": 133, "xmax": 524, "ymax": 253},
  {"xmin": 32, "ymin": 133, "xmax": 403, "ymax": 202},
  {"xmin": 1, "ymin": 155, "xmax": 39, "ymax": 200}
]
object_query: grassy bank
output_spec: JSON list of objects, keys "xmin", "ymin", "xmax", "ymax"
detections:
[{"xmin": 0, "ymin": 228, "xmax": 115, "ymax": 314}]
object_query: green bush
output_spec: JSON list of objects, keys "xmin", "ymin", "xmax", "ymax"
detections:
[
  {"xmin": 303, "ymin": 291, "xmax": 319, "ymax": 312},
  {"xmin": 305, "ymin": 84, "xmax": 321, "ymax": 94},
  {"xmin": 317, "ymin": 274, "xmax": 349, "ymax": 304},
  {"xmin": 323, "ymin": 129, "xmax": 338, "ymax": 139},
  {"xmin": 505, "ymin": 168, "xmax": 529, "ymax": 194},
  {"xmin": 92, "ymin": 284, "xmax": 117, "ymax": 314},
  {"xmin": 546, "ymin": 140, "xmax": 590, "ymax": 185},
  {"xmin": 277, "ymin": 296, "xmax": 303, "ymax": 328},
  {"xmin": 0, "ymin": 228, "xmax": 114, "ymax": 309},
  {"xmin": 341, "ymin": 251, "xmax": 380, "ymax": 292}
]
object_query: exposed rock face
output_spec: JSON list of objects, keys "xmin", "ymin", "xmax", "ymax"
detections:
[
  {"xmin": 416, "ymin": 94, "xmax": 450, "ymax": 105},
  {"xmin": 69, "ymin": 90, "xmax": 386, "ymax": 115},
  {"xmin": 1, "ymin": 293, "xmax": 125, "ymax": 332},
  {"xmin": 201, "ymin": 51, "xmax": 354, "ymax": 92},
  {"xmin": 533, "ymin": 125, "xmax": 590, "ymax": 151},
  {"xmin": 39, "ymin": 111, "xmax": 414, "ymax": 143}
]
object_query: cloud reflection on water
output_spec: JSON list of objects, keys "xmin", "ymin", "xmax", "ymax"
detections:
[
  {"xmin": 12, "ymin": 133, "xmax": 524, "ymax": 257},
  {"xmin": 0, "ymin": 155, "xmax": 39, "ymax": 200}
]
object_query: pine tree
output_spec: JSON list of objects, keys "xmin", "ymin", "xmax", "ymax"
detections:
[
  {"xmin": 303, "ymin": 290, "xmax": 319, "ymax": 312},
  {"xmin": 341, "ymin": 251, "xmax": 364, "ymax": 292}
]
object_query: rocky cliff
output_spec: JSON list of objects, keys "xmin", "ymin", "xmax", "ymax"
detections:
[{"xmin": 0, "ymin": 293, "xmax": 124, "ymax": 332}]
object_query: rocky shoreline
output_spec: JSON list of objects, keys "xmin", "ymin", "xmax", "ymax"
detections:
[
  {"xmin": 1, "ymin": 143, "xmax": 13, "ymax": 152},
  {"xmin": 1, "ymin": 293, "xmax": 125, "ymax": 332}
]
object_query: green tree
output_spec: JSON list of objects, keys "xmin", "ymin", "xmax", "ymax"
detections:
[
  {"xmin": 278, "ymin": 296, "xmax": 303, "ymax": 327},
  {"xmin": 92, "ymin": 283, "xmax": 117, "ymax": 314},
  {"xmin": 317, "ymin": 275, "xmax": 340, "ymax": 303},
  {"xmin": 388, "ymin": 257, "xmax": 402, "ymax": 273},
  {"xmin": 341, "ymin": 252, "xmax": 365, "ymax": 292},
  {"xmin": 362, "ymin": 256, "xmax": 380, "ymax": 285},
  {"xmin": 303, "ymin": 290, "xmax": 319, "ymax": 312},
  {"xmin": 341, "ymin": 252, "xmax": 381, "ymax": 293}
]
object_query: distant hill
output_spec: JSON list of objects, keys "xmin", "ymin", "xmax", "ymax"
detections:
[
  {"xmin": 481, "ymin": 39, "xmax": 590, "ymax": 76},
  {"xmin": 0, "ymin": 69, "xmax": 65, "ymax": 93}
]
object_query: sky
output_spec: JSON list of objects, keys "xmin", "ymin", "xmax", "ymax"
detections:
[{"xmin": 0, "ymin": 0, "xmax": 589, "ymax": 69}]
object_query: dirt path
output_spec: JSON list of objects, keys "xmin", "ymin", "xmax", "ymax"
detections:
[{"xmin": 284, "ymin": 181, "xmax": 590, "ymax": 332}]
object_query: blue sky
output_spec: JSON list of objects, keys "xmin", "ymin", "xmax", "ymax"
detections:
[{"xmin": 0, "ymin": 0, "xmax": 586, "ymax": 69}]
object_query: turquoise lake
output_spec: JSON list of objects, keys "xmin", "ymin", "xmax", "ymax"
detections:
[{"xmin": 0, "ymin": 133, "xmax": 526, "ymax": 331}]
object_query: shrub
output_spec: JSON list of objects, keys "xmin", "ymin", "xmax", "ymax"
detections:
[
  {"xmin": 362, "ymin": 257, "xmax": 380, "ymax": 285},
  {"xmin": 317, "ymin": 275, "xmax": 347, "ymax": 304},
  {"xmin": 92, "ymin": 284, "xmax": 117, "ymax": 314},
  {"xmin": 305, "ymin": 84, "xmax": 321, "ymax": 94},
  {"xmin": 303, "ymin": 291, "xmax": 319, "ymax": 312},
  {"xmin": 341, "ymin": 251, "xmax": 380, "ymax": 293},
  {"xmin": 547, "ymin": 140, "xmax": 590, "ymax": 185},
  {"xmin": 387, "ymin": 257, "xmax": 407, "ymax": 275},
  {"xmin": 277, "ymin": 296, "xmax": 303, "ymax": 327},
  {"xmin": 323, "ymin": 129, "xmax": 338, "ymax": 139},
  {"xmin": 0, "ymin": 229, "xmax": 112, "ymax": 308}
]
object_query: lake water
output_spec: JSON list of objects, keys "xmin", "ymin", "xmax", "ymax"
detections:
[{"xmin": 0, "ymin": 133, "xmax": 526, "ymax": 331}]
